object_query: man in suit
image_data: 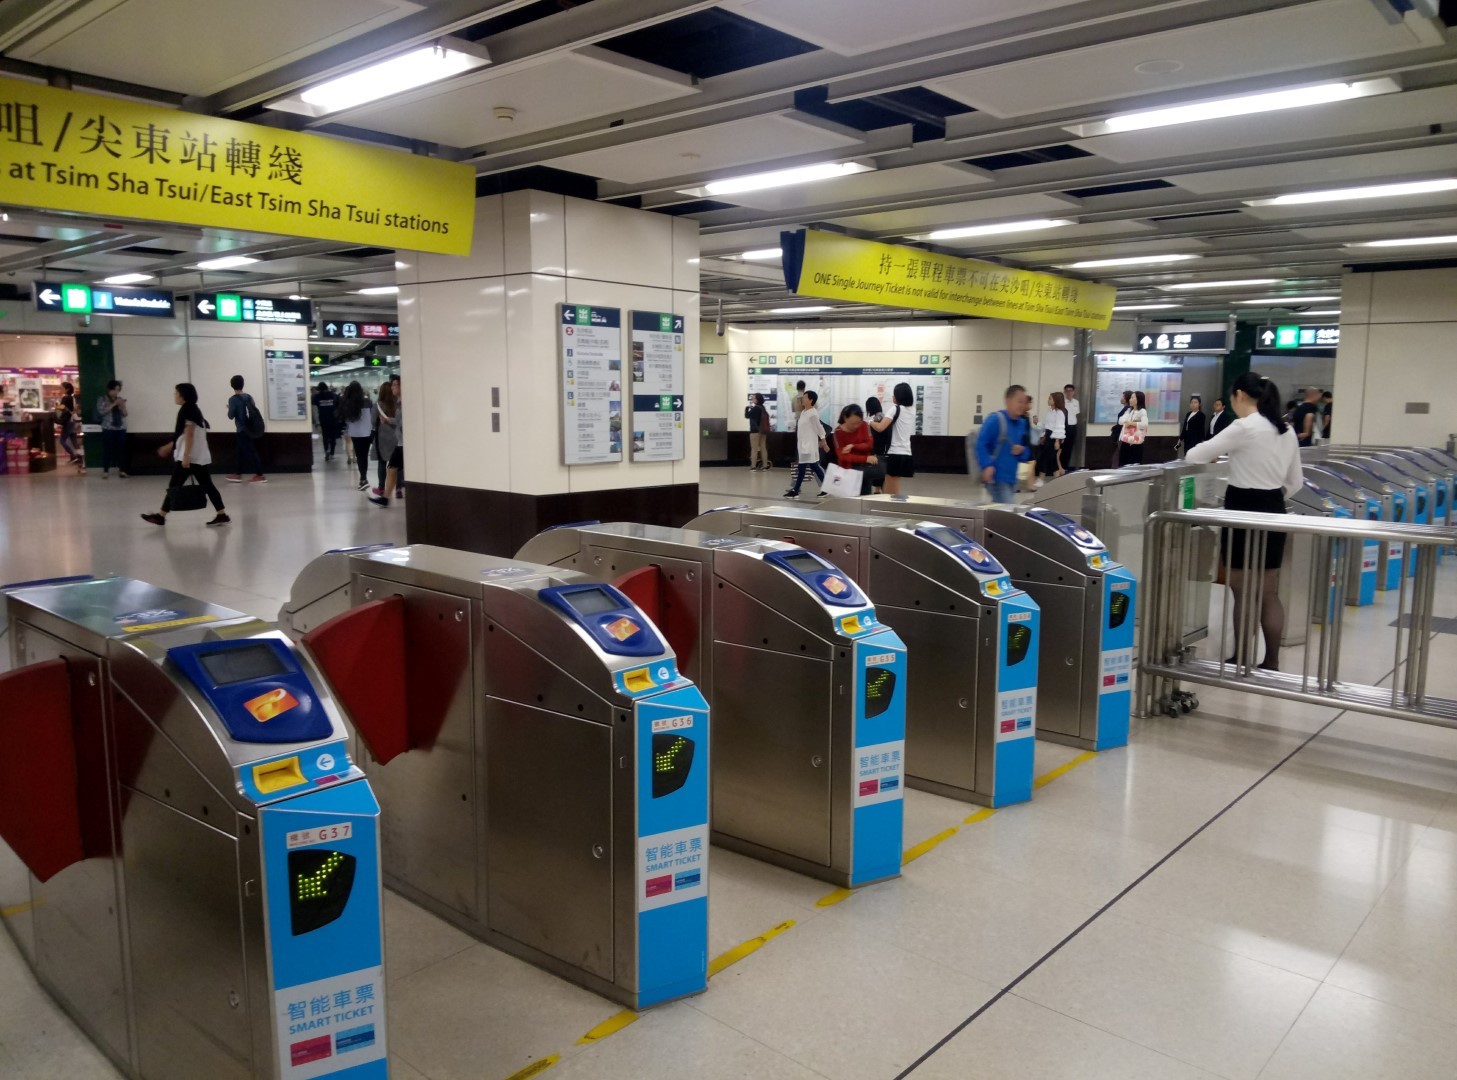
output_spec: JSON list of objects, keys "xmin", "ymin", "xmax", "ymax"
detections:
[
  {"xmin": 1177, "ymin": 395, "xmax": 1209, "ymax": 456},
  {"xmin": 1209, "ymin": 396, "xmax": 1233, "ymax": 437}
]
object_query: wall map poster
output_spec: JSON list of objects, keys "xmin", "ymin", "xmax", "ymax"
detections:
[
  {"xmin": 1092, "ymin": 356, "xmax": 1183, "ymax": 425},
  {"xmin": 561, "ymin": 305, "xmax": 624, "ymax": 465},
  {"xmin": 263, "ymin": 347, "xmax": 307, "ymax": 421},
  {"xmin": 629, "ymin": 311, "xmax": 686, "ymax": 462},
  {"xmin": 746, "ymin": 365, "xmax": 951, "ymax": 435}
]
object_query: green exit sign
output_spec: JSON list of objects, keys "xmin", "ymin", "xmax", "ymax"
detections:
[
  {"xmin": 61, "ymin": 283, "xmax": 91, "ymax": 314},
  {"xmin": 1275, "ymin": 325, "xmax": 1299, "ymax": 348}
]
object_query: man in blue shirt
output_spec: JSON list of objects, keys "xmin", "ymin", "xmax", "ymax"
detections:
[{"xmin": 974, "ymin": 385, "xmax": 1032, "ymax": 504}]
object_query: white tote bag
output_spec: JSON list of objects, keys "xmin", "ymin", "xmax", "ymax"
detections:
[{"xmin": 823, "ymin": 462, "xmax": 864, "ymax": 497}]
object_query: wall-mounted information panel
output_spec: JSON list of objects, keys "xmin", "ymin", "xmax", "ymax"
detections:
[
  {"xmin": 629, "ymin": 311, "xmax": 686, "ymax": 462},
  {"xmin": 747, "ymin": 365, "xmax": 951, "ymax": 435},
  {"xmin": 265, "ymin": 347, "xmax": 308, "ymax": 421},
  {"xmin": 561, "ymin": 305, "xmax": 624, "ymax": 465},
  {"xmin": 1092, "ymin": 355, "xmax": 1184, "ymax": 424}
]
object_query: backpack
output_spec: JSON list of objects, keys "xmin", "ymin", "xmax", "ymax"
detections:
[{"xmin": 242, "ymin": 394, "xmax": 266, "ymax": 439}]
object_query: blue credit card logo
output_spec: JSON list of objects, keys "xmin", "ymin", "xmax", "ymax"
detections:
[
  {"xmin": 1016, "ymin": 718, "xmax": 1033, "ymax": 730},
  {"xmin": 1116, "ymin": 673, "xmax": 1129, "ymax": 685},
  {"xmin": 880, "ymin": 777, "xmax": 900, "ymax": 792},
  {"xmin": 674, "ymin": 870, "xmax": 701, "ymax": 890},
  {"xmin": 335, "ymin": 1025, "xmax": 375, "ymax": 1054}
]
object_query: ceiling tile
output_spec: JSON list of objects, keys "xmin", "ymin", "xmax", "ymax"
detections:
[
  {"xmin": 1241, "ymin": 189, "xmax": 1457, "ymax": 221},
  {"xmin": 1168, "ymin": 143, "xmax": 1457, "ymax": 196},
  {"xmin": 828, "ymin": 193, "xmax": 1080, "ymax": 234},
  {"xmin": 1289, "ymin": 216, "xmax": 1457, "ymax": 241}
]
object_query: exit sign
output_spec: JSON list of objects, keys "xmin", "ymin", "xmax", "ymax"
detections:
[{"xmin": 1259, "ymin": 324, "xmax": 1340, "ymax": 350}]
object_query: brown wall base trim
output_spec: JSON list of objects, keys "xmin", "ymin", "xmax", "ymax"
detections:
[
  {"xmin": 105, "ymin": 432, "xmax": 315, "ymax": 475},
  {"xmin": 405, "ymin": 481, "xmax": 701, "ymax": 558}
]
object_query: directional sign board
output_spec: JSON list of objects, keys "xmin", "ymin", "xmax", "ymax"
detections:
[
  {"xmin": 320, "ymin": 320, "xmax": 397, "ymax": 339},
  {"xmin": 35, "ymin": 281, "xmax": 175, "ymax": 318},
  {"xmin": 1133, "ymin": 323, "xmax": 1231, "ymax": 354},
  {"xmin": 1257, "ymin": 324, "xmax": 1340, "ymax": 350},
  {"xmin": 193, "ymin": 293, "xmax": 312, "ymax": 326},
  {"xmin": 358, "ymin": 323, "xmax": 399, "ymax": 339},
  {"xmin": 629, "ymin": 310, "xmax": 687, "ymax": 462}
]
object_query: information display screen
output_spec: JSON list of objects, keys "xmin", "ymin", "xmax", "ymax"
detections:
[
  {"xmin": 921, "ymin": 526, "xmax": 970, "ymax": 549},
  {"xmin": 779, "ymin": 552, "xmax": 829, "ymax": 575},
  {"xmin": 652, "ymin": 734, "xmax": 695, "ymax": 798},
  {"xmin": 864, "ymin": 667, "xmax": 897, "ymax": 718},
  {"xmin": 289, "ymin": 849, "xmax": 357, "ymax": 935},
  {"xmin": 562, "ymin": 587, "xmax": 620, "ymax": 616},
  {"xmin": 199, "ymin": 644, "xmax": 289, "ymax": 686}
]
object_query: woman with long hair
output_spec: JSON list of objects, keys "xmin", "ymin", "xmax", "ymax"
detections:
[
  {"xmin": 1035, "ymin": 390, "xmax": 1067, "ymax": 487},
  {"xmin": 140, "ymin": 383, "xmax": 228, "ymax": 527},
  {"xmin": 341, "ymin": 381, "xmax": 375, "ymax": 490},
  {"xmin": 1185, "ymin": 372, "xmax": 1302, "ymax": 671},
  {"xmin": 1118, "ymin": 390, "xmax": 1148, "ymax": 466},
  {"xmin": 372, "ymin": 379, "xmax": 398, "ymax": 495}
]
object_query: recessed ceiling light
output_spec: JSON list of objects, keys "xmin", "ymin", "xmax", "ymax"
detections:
[
  {"xmin": 739, "ymin": 248, "xmax": 783, "ymax": 260},
  {"xmin": 355, "ymin": 285, "xmax": 399, "ymax": 295},
  {"xmin": 1245, "ymin": 178, "xmax": 1457, "ymax": 206},
  {"xmin": 1112, "ymin": 303, "xmax": 1180, "ymax": 311},
  {"xmin": 273, "ymin": 43, "xmax": 491, "ymax": 116},
  {"xmin": 196, "ymin": 256, "xmax": 259, "ymax": 271},
  {"xmin": 1078, "ymin": 78, "xmax": 1398, "ymax": 137},
  {"xmin": 1133, "ymin": 59, "xmax": 1184, "ymax": 76},
  {"xmin": 1348, "ymin": 234, "xmax": 1457, "ymax": 248},
  {"xmin": 1059, "ymin": 254, "xmax": 1199, "ymax": 269},
  {"xmin": 1235, "ymin": 295, "xmax": 1340, "ymax": 304},
  {"xmin": 769, "ymin": 306, "xmax": 833, "ymax": 314},
  {"xmin": 1159, "ymin": 278, "xmax": 1280, "ymax": 291},
  {"xmin": 289, "ymin": 294, "xmax": 308, "ymax": 301},
  {"xmin": 101, "ymin": 273, "xmax": 154, "ymax": 285},
  {"xmin": 924, "ymin": 218, "xmax": 1073, "ymax": 241},
  {"xmin": 682, "ymin": 162, "xmax": 873, "ymax": 199}
]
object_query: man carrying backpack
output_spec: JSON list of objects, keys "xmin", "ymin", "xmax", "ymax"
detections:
[
  {"xmin": 225, "ymin": 374, "xmax": 267, "ymax": 483},
  {"xmin": 973, "ymin": 384, "xmax": 1032, "ymax": 503}
]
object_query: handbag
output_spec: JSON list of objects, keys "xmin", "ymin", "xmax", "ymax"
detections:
[
  {"xmin": 169, "ymin": 473, "xmax": 209, "ymax": 512},
  {"xmin": 1119, "ymin": 426, "xmax": 1145, "ymax": 445},
  {"xmin": 823, "ymin": 462, "xmax": 864, "ymax": 497}
]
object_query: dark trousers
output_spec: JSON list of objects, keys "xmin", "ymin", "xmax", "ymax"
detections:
[
  {"xmin": 234, "ymin": 432, "xmax": 263, "ymax": 475},
  {"xmin": 1061, "ymin": 425, "xmax": 1078, "ymax": 472},
  {"xmin": 101, "ymin": 428, "xmax": 127, "ymax": 473},
  {"xmin": 162, "ymin": 462, "xmax": 224, "ymax": 512},
  {"xmin": 789, "ymin": 461, "xmax": 825, "ymax": 494},
  {"xmin": 352, "ymin": 437, "xmax": 372, "ymax": 484},
  {"xmin": 1121, "ymin": 441, "xmax": 1145, "ymax": 466},
  {"xmin": 322, "ymin": 420, "xmax": 339, "ymax": 457}
]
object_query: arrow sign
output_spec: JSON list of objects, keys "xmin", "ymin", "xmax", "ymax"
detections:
[
  {"xmin": 197, "ymin": 298, "xmax": 215, "ymax": 315},
  {"xmin": 325, "ymin": 323, "xmax": 338, "ymax": 335},
  {"xmin": 674, "ymin": 397, "xmax": 683, "ymax": 409},
  {"xmin": 38, "ymin": 288, "xmax": 59, "ymax": 305},
  {"xmin": 1261, "ymin": 330, "xmax": 1275, "ymax": 345},
  {"xmin": 1139, "ymin": 335, "xmax": 1153, "ymax": 348}
]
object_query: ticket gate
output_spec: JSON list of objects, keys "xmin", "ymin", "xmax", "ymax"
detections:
[
  {"xmin": 684, "ymin": 505, "xmax": 1040, "ymax": 806},
  {"xmin": 0, "ymin": 576, "xmax": 387, "ymax": 1080},
  {"xmin": 280, "ymin": 545, "xmax": 710, "ymax": 1010},
  {"xmin": 1334, "ymin": 454, "xmax": 1426, "ymax": 577},
  {"xmin": 515, "ymin": 524, "xmax": 907, "ymax": 889},
  {"xmin": 1320, "ymin": 459, "xmax": 1407, "ymax": 588},
  {"xmin": 825, "ymin": 495, "xmax": 1136, "ymax": 750},
  {"xmin": 1366, "ymin": 452, "xmax": 1448, "ymax": 561},
  {"xmin": 1303, "ymin": 466, "xmax": 1381, "ymax": 606}
]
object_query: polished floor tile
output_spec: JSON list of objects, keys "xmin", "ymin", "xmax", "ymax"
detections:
[
  {"xmin": 1326, "ymin": 898, "xmax": 1457, "ymax": 1026},
  {"xmin": 382, "ymin": 890, "xmax": 477, "ymax": 983},
  {"xmin": 1256, "ymin": 983, "xmax": 1457, "ymax": 1080}
]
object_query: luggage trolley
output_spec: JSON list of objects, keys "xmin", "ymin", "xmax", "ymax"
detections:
[
  {"xmin": 0, "ymin": 576, "xmax": 387, "ymax": 1080},
  {"xmin": 280, "ymin": 545, "xmax": 711, "ymax": 1010},
  {"xmin": 826, "ymin": 495, "xmax": 1139, "ymax": 747},
  {"xmin": 515, "ymin": 523, "xmax": 908, "ymax": 889},
  {"xmin": 685, "ymin": 505, "xmax": 1041, "ymax": 807}
]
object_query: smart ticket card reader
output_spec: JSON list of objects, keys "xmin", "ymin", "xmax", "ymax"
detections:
[
  {"xmin": 0, "ymin": 576, "xmax": 385, "ymax": 1080},
  {"xmin": 515, "ymin": 523, "xmax": 908, "ymax": 889}
]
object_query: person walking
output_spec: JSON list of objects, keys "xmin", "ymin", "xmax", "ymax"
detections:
[
  {"xmin": 880, "ymin": 382, "xmax": 917, "ymax": 495},
  {"xmin": 140, "ymin": 383, "xmax": 228, "ymax": 527},
  {"xmin": 315, "ymin": 382, "xmax": 340, "ymax": 461},
  {"xmin": 745, "ymin": 393, "xmax": 770, "ymax": 470},
  {"xmin": 1185, "ymin": 372, "xmax": 1302, "ymax": 671},
  {"xmin": 1118, "ymin": 390, "xmax": 1149, "ymax": 465},
  {"xmin": 783, "ymin": 389, "xmax": 829, "ymax": 499},
  {"xmin": 57, "ymin": 381, "xmax": 82, "ymax": 467},
  {"xmin": 833, "ymin": 403, "xmax": 878, "ymax": 495},
  {"xmin": 341, "ymin": 381, "xmax": 374, "ymax": 490},
  {"xmin": 1035, "ymin": 390, "xmax": 1067, "ymax": 487},
  {"xmin": 1321, "ymin": 391, "xmax": 1333, "ymax": 440},
  {"xmin": 1209, "ymin": 396, "xmax": 1233, "ymax": 437},
  {"xmin": 368, "ymin": 380, "xmax": 405, "ymax": 507},
  {"xmin": 225, "ymin": 375, "xmax": 267, "ymax": 483},
  {"xmin": 1061, "ymin": 383, "xmax": 1081, "ymax": 472},
  {"xmin": 1292, "ymin": 387, "xmax": 1321, "ymax": 448},
  {"xmin": 1177, "ymin": 395, "xmax": 1209, "ymax": 457},
  {"xmin": 372, "ymin": 380, "xmax": 399, "ymax": 495},
  {"xmin": 96, "ymin": 379, "xmax": 128, "ymax": 478},
  {"xmin": 974, "ymin": 385, "xmax": 1033, "ymax": 503}
]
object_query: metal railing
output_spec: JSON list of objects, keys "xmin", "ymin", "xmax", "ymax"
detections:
[{"xmin": 1138, "ymin": 508, "xmax": 1457, "ymax": 727}]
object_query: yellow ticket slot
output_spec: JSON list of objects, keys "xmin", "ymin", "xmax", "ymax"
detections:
[
  {"xmin": 252, "ymin": 756, "xmax": 306, "ymax": 794},
  {"xmin": 622, "ymin": 668, "xmax": 656, "ymax": 693}
]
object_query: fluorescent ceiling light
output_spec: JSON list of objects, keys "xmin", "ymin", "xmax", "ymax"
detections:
[
  {"xmin": 355, "ymin": 285, "xmax": 399, "ymax": 295},
  {"xmin": 101, "ymin": 273, "xmax": 154, "ymax": 285},
  {"xmin": 1301, "ymin": 309, "xmax": 1341, "ymax": 316},
  {"xmin": 1159, "ymin": 278, "xmax": 1279, "ymax": 291},
  {"xmin": 739, "ymin": 248, "xmax": 783, "ymax": 260},
  {"xmin": 769, "ymin": 306, "xmax": 833, "ymax": 314},
  {"xmin": 1245, "ymin": 178, "xmax": 1457, "ymax": 206},
  {"xmin": 196, "ymin": 255, "xmax": 259, "ymax": 270},
  {"xmin": 1235, "ymin": 295, "xmax": 1340, "ymax": 305},
  {"xmin": 289, "ymin": 44, "xmax": 490, "ymax": 116},
  {"xmin": 1112, "ymin": 303, "xmax": 1179, "ymax": 311},
  {"xmin": 1348, "ymin": 234, "xmax": 1457, "ymax": 248},
  {"xmin": 289, "ymin": 293, "xmax": 309, "ymax": 300},
  {"xmin": 685, "ymin": 162, "xmax": 873, "ymax": 199},
  {"xmin": 924, "ymin": 218, "xmax": 1072, "ymax": 241},
  {"xmin": 1059, "ymin": 254, "xmax": 1199, "ymax": 269},
  {"xmin": 1087, "ymin": 79, "xmax": 1398, "ymax": 135}
]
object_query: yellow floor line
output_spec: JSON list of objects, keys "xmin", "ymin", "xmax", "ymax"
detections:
[
  {"xmin": 0, "ymin": 900, "xmax": 34, "ymax": 918},
  {"xmin": 503, "ymin": 1054, "xmax": 559, "ymax": 1080},
  {"xmin": 1034, "ymin": 750, "xmax": 1098, "ymax": 789},
  {"xmin": 815, "ymin": 887, "xmax": 854, "ymax": 908},
  {"xmin": 963, "ymin": 807, "xmax": 997, "ymax": 826},
  {"xmin": 707, "ymin": 919, "xmax": 796, "ymax": 978},
  {"xmin": 575, "ymin": 1010, "xmax": 639, "ymax": 1045},
  {"xmin": 902, "ymin": 826, "xmax": 959, "ymax": 866}
]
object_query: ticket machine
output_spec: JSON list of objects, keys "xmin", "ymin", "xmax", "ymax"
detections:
[
  {"xmin": 516, "ymin": 524, "xmax": 907, "ymax": 889},
  {"xmin": 1320, "ymin": 459, "xmax": 1407, "ymax": 589},
  {"xmin": 281, "ymin": 545, "xmax": 709, "ymax": 1011},
  {"xmin": 1303, "ymin": 466, "xmax": 1381, "ymax": 606},
  {"xmin": 826, "ymin": 496, "xmax": 1136, "ymax": 749},
  {"xmin": 685, "ymin": 505, "xmax": 1040, "ymax": 807},
  {"xmin": 0, "ymin": 576, "xmax": 386, "ymax": 1080}
]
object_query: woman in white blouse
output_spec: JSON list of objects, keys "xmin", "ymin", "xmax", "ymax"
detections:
[
  {"xmin": 1034, "ymin": 390, "xmax": 1067, "ymax": 487},
  {"xmin": 1118, "ymin": 391, "xmax": 1149, "ymax": 465},
  {"xmin": 1185, "ymin": 372, "xmax": 1303, "ymax": 671}
]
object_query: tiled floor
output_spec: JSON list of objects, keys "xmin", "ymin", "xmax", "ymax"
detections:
[{"xmin": 4, "ymin": 459, "xmax": 1457, "ymax": 1079}]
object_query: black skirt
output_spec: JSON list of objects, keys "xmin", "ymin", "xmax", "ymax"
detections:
[{"xmin": 1221, "ymin": 485, "xmax": 1288, "ymax": 570}]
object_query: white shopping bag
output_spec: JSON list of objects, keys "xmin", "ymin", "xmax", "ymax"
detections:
[{"xmin": 823, "ymin": 463, "xmax": 864, "ymax": 497}]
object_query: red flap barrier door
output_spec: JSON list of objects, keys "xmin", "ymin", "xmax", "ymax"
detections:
[
  {"xmin": 0, "ymin": 658, "xmax": 84, "ymax": 882},
  {"xmin": 302, "ymin": 597, "xmax": 409, "ymax": 765},
  {"xmin": 612, "ymin": 566, "xmax": 697, "ymax": 672}
]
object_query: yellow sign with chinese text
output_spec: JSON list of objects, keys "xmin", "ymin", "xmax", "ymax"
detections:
[
  {"xmin": 784, "ymin": 229, "xmax": 1116, "ymax": 329},
  {"xmin": 0, "ymin": 76, "xmax": 475, "ymax": 255}
]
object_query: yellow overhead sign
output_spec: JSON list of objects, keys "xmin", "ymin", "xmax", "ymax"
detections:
[
  {"xmin": 0, "ymin": 75, "xmax": 475, "ymax": 255},
  {"xmin": 783, "ymin": 229, "xmax": 1117, "ymax": 329}
]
